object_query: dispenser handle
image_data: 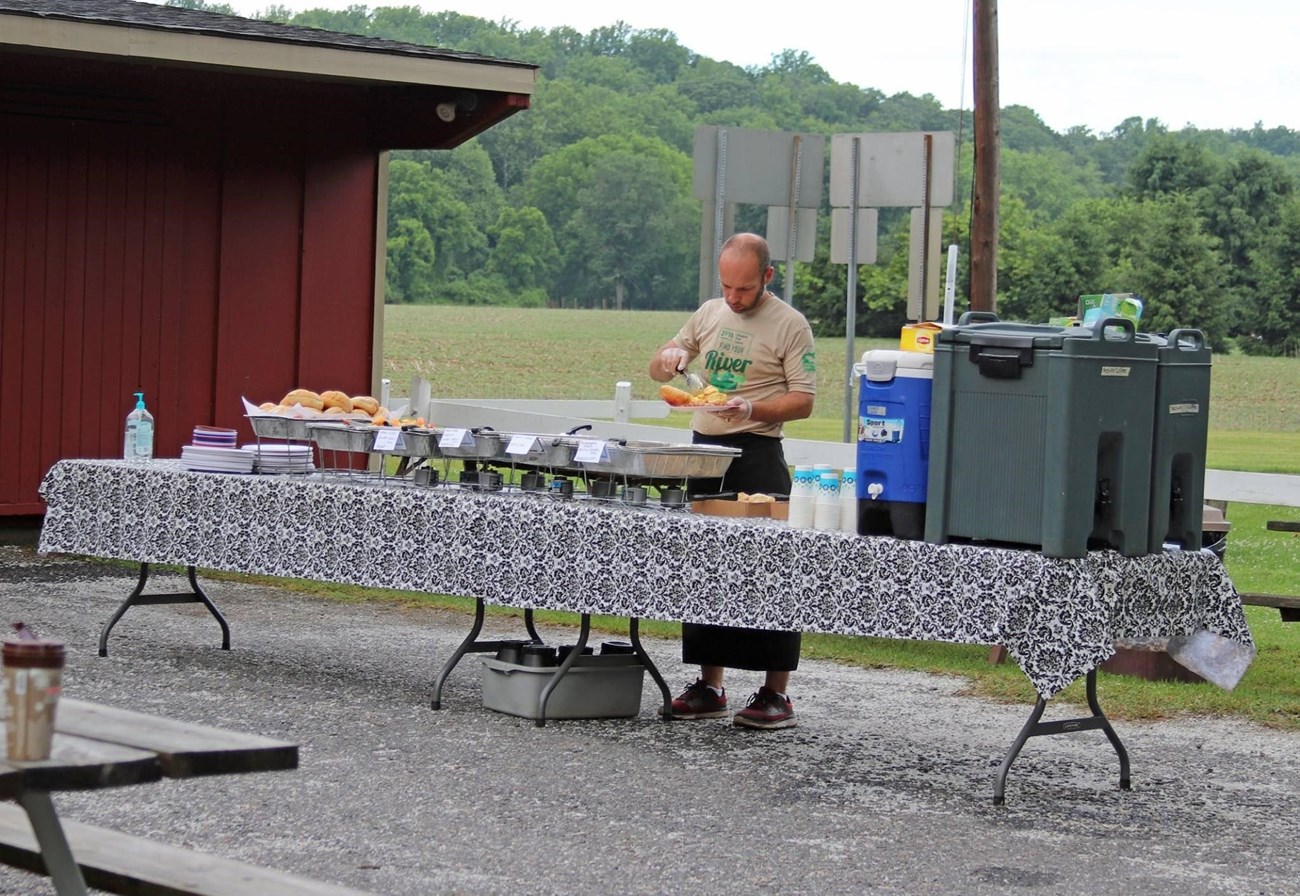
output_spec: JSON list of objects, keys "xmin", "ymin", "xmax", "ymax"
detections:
[
  {"xmin": 1091, "ymin": 317, "xmax": 1136, "ymax": 342},
  {"xmin": 1166, "ymin": 328, "xmax": 1205, "ymax": 351}
]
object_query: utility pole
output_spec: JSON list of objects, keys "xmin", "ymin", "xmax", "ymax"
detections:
[{"xmin": 971, "ymin": 0, "xmax": 999, "ymax": 312}]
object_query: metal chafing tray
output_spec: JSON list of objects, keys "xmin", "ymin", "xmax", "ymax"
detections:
[
  {"xmin": 247, "ymin": 414, "xmax": 315, "ymax": 441},
  {"xmin": 488, "ymin": 432, "xmax": 584, "ymax": 469},
  {"xmin": 306, "ymin": 422, "xmax": 377, "ymax": 454},
  {"xmin": 435, "ymin": 427, "xmax": 506, "ymax": 460},
  {"xmin": 385, "ymin": 428, "xmax": 441, "ymax": 460},
  {"xmin": 580, "ymin": 440, "xmax": 741, "ymax": 481}
]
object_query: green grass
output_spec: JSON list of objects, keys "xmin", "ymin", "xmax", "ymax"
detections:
[{"xmin": 367, "ymin": 305, "xmax": 1300, "ymax": 728}]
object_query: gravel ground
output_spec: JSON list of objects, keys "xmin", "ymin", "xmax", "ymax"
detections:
[{"xmin": 2, "ymin": 543, "xmax": 1298, "ymax": 896}]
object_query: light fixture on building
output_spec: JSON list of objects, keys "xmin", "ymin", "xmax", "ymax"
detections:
[{"xmin": 436, "ymin": 102, "xmax": 456, "ymax": 123}]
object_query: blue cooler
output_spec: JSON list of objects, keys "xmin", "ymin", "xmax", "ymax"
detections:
[{"xmin": 855, "ymin": 350, "xmax": 933, "ymax": 539}]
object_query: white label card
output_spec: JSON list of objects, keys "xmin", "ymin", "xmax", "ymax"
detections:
[
  {"xmin": 372, "ymin": 428, "xmax": 402, "ymax": 452},
  {"xmin": 439, "ymin": 428, "xmax": 469, "ymax": 448},
  {"xmin": 506, "ymin": 434, "xmax": 538, "ymax": 455},
  {"xmin": 574, "ymin": 439, "xmax": 607, "ymax": 463}
]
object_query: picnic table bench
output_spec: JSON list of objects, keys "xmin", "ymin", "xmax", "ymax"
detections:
[
  {"xmin": 1236, "ymin": 519, "xmax": 1300, "ymax": 622},
  {"xmin": 0, "ymin": 698, "xmax": 375, "ymax": 896}
]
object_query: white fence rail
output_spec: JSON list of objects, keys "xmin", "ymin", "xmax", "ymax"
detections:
[{"xmin": 1204, "ymin": 470, "xmax": 1300, "ymax": 508}]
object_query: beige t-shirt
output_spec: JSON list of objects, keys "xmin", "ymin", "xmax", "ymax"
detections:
[{"xmin": 674, "ymin": 293, "xmax": 816, "ymax": 438}]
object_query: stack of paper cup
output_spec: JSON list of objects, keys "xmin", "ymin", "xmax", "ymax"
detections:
[
  {"xmin": 814, "ymin": 472, "xmax": 842, "ymax": 531},
  {"xmin": 839, "ymin": 468, "xmax": 859, "ymax": 533},
  {"xmin": 788, "ymin": 465, "xmax": 816, "ymax": 528}
]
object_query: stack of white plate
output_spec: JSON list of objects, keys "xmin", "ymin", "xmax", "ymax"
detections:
[
  {"xmin": 241, "ymin": 443, "xmax": 315, "ymax": 474},
  {"xmin": 180, "ymin": 445, "xmax": 255, "ymax": 474},
  {"xmin": 191, "ymin": 426, "xmax": 238, "ymax": 449}
]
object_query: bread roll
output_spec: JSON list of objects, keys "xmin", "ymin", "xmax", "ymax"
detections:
[
  {"xmin": 282, "ymin": 388, "xmax": 323, "ymax": 411},
  {"xmin": 351, "ymin": 395, "xmax": 379, "ymax": 416},
  {"xmin": 320, "ymin": 390, "xmax": 353, "ymax": 413},
  {"xmin": 323, "ymin": 405, "xmax": 346, "ymax": 415},
  {"xmin": 659, "ymin": 384, "xmax": 694, "ymax": 407},
  {"xmin": 258, "ymin": 401, "xmax": 278, "ymax": 412}
]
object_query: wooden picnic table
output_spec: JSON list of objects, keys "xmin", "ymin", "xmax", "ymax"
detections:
[{"xmin": 0, "ymin": 698, "xmax": 358, "ymax": 895}]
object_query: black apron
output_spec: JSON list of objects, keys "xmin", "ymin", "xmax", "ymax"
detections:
[{"xmin": 683, "ymin": 431, "xmax": 800, "ymax": 671}]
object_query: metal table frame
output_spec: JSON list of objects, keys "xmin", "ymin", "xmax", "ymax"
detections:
[
  {"xmin": 430, "ymin": 599, "xmax": 674, "ymax": 725},
  {"xmin": 97, "ymin": 562, "xmax": 230, "ymax": 657}
]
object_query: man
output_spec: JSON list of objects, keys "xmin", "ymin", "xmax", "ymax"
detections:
[{"xmin": 648, "ymin": 232, "xmax": 816, "ymax": 730}]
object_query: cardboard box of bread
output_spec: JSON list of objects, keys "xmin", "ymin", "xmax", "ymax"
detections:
[{"xmin": 692, "ymin": 492, "xmax": 784, "ymax": 518}]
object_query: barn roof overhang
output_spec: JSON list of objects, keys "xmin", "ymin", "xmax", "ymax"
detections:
[{"xmin": 0, "ymin": 0, "xmax": 537, "ymax": 148}]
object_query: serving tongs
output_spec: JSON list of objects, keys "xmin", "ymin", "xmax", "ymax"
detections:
[{"xmin": 677, "ymin": 366, "xmax": 707, "ymax": 394}]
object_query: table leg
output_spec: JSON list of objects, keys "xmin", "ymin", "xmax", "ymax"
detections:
[
  {"xmin": 628, "ymin": 618, "xmax": 672, "ymax": 721},
  {"xmin": 431, "ymin": 598, "xmax": 537, "ymax": 710},
  {"xmin": 16, "ymin": 791, "xmax": 88, "ymax": 896},
  {"xmin": 993, "ymin": 669, "xmax": 1131, "ymax": 805},
  {"xmin": 98, "ymin": 563, "xmax": 231, "ymax": 657},
  {"xmin": 431, "ymin": 597, "xmax": 487, "ymax": 710},
  {"xmin": 535, "ymin": 615, "xmax": 591, "ymax": 727}
]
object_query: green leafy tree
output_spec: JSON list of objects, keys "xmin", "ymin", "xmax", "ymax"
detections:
[
  {"xmin": 1000, "ymin": 105, "xmax": 1064, "ymax": 153},
  {"xmin": 386, "ymin": 218, "xmax": 436, "ymax": 304},
  {"xmin": 487, "ymin": 206, "xmax": 559, "ymax": 296},
  {"xmin": 1002, "ymin": 147, "xmax": 1106, "ymax": 222},
  {"xmin": 623, "ymin": 28, "xmax": 693, "ymax": 84},
  {"xmin": 1239, "ymin": 195, "xmax": 1300, "ymax": 355},
  {"xmin": 566, "ymin": 150, "xmax": 697, "ymax": 310},
  {"xmin": 1118, "ymin": 194, "xmax": 1229, "ymax": 347},
  {"xmin": 386, "ymin": 159, "xmax": 490, "ymax": 302},
  {"xmin": 676, "ymin": 59, "xmax": 759, "ymax": 115},
  {"xmin": 1126, "ymin": 133, "xmax": 1218, "ymax": 199}
]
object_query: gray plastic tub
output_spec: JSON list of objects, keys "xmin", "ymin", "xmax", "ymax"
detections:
[{"xmin": 480, "ymin": 654, "xmax": 645, "ymax": 720}]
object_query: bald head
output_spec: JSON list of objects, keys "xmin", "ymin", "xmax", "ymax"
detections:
[
  {"xmin": 720, "ymin": 232, "xmax": 771, "ymax": 275},
  {"xmin": 718, "ymin": 232, "xmax": 774, "ymax": 314}
]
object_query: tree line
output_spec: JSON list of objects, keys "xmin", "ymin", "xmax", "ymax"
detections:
[{"xmin": 181, "ymin": 2, "xmax": 1300, "ymax": 355}]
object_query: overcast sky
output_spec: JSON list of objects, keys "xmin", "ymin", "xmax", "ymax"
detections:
[{"xmin": 201, "ymin": 0, "xmax": 1298, "ymax": 135}]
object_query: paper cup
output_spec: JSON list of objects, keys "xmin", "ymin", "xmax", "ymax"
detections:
[{"xmin": 4, "ymin": 639, "xmax": 65, "ymax": 761}]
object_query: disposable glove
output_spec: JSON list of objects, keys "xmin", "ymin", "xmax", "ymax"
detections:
[
  {"xmin": 659, "ymin": 346, "xmax": 689, "ymax": 376},
  {"xmin": 721, "ymin": 396, "xmax": 752, "ymax": 421}
]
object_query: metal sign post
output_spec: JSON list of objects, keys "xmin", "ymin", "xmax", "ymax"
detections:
[{"xmin": 693, "ymin": 126, "xmax": 824, "ymax": 304}]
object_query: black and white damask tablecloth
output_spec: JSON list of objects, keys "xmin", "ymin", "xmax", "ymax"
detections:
[{"xmin": 37, "ymin": 459, "xmax": 1255, "ymax": 699}]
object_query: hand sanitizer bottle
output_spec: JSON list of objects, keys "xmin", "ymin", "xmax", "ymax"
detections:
[{"xmin": 124, "ymin": 392, "xmax": 155, "ymax": 461}]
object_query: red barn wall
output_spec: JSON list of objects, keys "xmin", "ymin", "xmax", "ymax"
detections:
[{"xmin": 0, "ymin": 56, "xmax": 381, "ymax": 515}]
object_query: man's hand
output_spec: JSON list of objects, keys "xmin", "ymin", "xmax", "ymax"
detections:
[
  {"xmin": 658, "ymin": 346, "xmax": 689, "ymax": 377},
  {"xmin": 719, "ymin": 396, "xmax": 752, "ymax": 422}
]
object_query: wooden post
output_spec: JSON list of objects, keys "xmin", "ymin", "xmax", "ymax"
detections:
[{"xmin": 970, "ymin": 0, "xmax": 1000, "ymax": 313}]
